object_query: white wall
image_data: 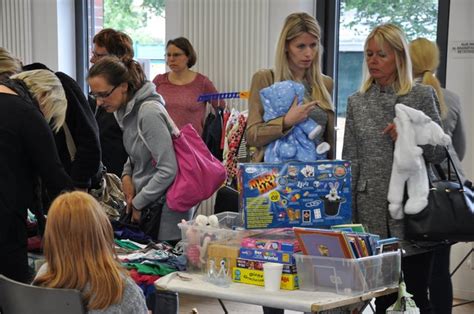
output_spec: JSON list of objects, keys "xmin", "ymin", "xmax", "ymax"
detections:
[
  {"xmin": 30, "ymin": 0, "xmax": 75, "ymax": 77},
  {"xmin": 166, "ymin": 0, "xmax": 315, "ymax": 90},
  {"xmin": 446, "ymin": 0, "xmax": 474, "ymax": 301}
]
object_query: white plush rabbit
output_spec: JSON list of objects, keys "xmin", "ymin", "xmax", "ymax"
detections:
[{"xmin": 326, "ymin": 182, "xmax": 340, "ymax": 201}]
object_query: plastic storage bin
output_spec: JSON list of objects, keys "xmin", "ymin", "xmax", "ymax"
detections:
[
  {"xmin": 178, "ymin": 211, "xmax": 258, "ymax": 274},
  {"xmin": 178, "ymin": 211, "xmax": 249, "ymax": 242},
  {"xmin": 294, "ymin": 251, "xmax": 400, "ymax": 295}
]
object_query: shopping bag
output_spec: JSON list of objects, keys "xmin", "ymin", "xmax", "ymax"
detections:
[{"xmin": 166, "ymin": 123, "xmax": 227, "ymax": 212}]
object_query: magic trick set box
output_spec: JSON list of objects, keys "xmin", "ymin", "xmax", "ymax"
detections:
[{"xmin": 237, "ymin": 161, "xmax": 352, "ymax": 229}]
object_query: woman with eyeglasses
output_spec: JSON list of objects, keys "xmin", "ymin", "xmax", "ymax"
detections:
[
  {"xmin": 88, "ymin": 56, "xmax": 192, "ymax": 243},
  {"xmin": 89, "ymin": 28, "xmax": 133, "ymax": 177},
  {"xmin": 152, "ymin": 37, "xmax": 225, "ymax": 137}
]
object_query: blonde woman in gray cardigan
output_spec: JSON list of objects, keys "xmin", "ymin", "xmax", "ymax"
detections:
[
  {"xmin": 410, "ymin": 37, "xmax": 467, "ymax": 314},
  {"xmin": 342, "ymin": 24, "xmax": 445, "ymax": 314}
]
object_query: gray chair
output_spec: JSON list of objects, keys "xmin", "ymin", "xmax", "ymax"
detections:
[{"xmin": 0, "ymin": 274, "xmax": 85, "ymax": 314}]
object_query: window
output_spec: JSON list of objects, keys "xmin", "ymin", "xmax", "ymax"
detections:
[
  {"xmin": 86, "ymin": 0, "xmax": 166, "ymax": 79},
  {"xmin": 318, "ymin": 0, "xmax": 449, "ymax": 158}
]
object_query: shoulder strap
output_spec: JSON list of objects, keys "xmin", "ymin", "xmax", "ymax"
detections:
[
  {"xmin": 136, "ymin": 95, "xmax": 180, "ymax": 153},
  {"xmin": 63, "ymin": 123, "xmax": 76, "ymax": 161}
]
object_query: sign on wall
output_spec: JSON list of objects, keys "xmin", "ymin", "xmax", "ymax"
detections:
[{"xmin": 449, "ymin": 41, "xmax": 474, "ymax": 58}]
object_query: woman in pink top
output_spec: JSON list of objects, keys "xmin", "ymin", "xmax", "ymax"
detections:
[{"xmin": 153, "ymin": 37, "xmax": 224, "ymax": 136}]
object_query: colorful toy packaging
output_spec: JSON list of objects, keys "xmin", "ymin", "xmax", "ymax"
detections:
[{"xmin": 237, "ymin": 161, "xmax": 352, "ymax": 229}]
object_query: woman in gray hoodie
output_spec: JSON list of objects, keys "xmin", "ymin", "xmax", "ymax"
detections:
[{"xmin": 88, "ymin": 56, "xmax": 192, "ymax": 243}]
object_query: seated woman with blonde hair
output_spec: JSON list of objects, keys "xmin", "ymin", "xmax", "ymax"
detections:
[{"xmin": 33, "ymin": 191, "xmax": 148, "ymax": 313}]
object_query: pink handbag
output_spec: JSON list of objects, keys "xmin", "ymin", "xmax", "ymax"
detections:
[
  {"xmin": 137, "ymin": 100, "xmax": 227, "ymax": 212},
  {"xmin": 166, "ymin": 123, "xmax": 227, "ymax": 212}
]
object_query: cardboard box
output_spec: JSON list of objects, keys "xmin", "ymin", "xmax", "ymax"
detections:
[
  {"xmin": 238, "ymin": 161, "xmax": 352, "ymax": 229},
  {"xmin": 236, "ymin": 258, "xmax": 297, "ymax": 274},
  {"xmin": 240, "ymin": 228, "xmax": 300, "ymax": 252},
  {"xmin": 239, "ymin": 247, "xmax": 295, "ymax": 264},
  {"xmin": 206, "ymin": 243, "xmax": 240, "ymax": 278},
  {"xmin": 232, "ymin": 267, "xmax": 299, "ymax": 290}
]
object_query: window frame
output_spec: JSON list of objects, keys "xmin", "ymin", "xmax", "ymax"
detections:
[{"xmin": 316, "ymin": 0, "xmax": 451, "ymax": 151}]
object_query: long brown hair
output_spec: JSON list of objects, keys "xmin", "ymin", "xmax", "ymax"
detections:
[{"xmin": 33, "ymin": 191, "xmax": 126, "ymax": 310}]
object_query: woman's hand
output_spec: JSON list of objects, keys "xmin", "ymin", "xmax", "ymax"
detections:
[
  {"xmin": 383, "ymin": 123, "xmax": 398, "ymax": 142},
  {"xmin": 283, "ymin": 97, "xmax": 318, "ymax": 130},
  {"xmin": 122, "ymin": 175, "xmax": 135, "ymax": 213},
  {"xmin": 131, "ymin": 206, "xmax": 142, "ymax": 223}
]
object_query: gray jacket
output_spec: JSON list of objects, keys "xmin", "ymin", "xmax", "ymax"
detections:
[
  {"xmin": 441, "ymin": 88, "xmax": 466, "ymax": 179},
  {"xmin": 116, "ymin": 82, "xmax": 191, "ymax": 240},
  {"xmin": 342, "ymin": 83, "xmax": 445, "ymax": 239}
]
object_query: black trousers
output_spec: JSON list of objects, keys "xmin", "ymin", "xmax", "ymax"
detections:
[
  {"xmin": 262, "ymin": 306, "xmax": 284, "ymax": 314},
  {"xmin": 429, "ymin": 245, "xmax": 452, "ymax": 314},
  {"xmin": 375, "ymin": 250, "xmax": 434, "ymax": 314}
]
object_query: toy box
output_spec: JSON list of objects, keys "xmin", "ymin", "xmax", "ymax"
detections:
[
  {"xmin": 239, "ymin": 247, "xmax": 295, "ymax": 265},
  {"xmin": 240, "ymin": 228, "xmax": 300, "ymax": 252},
  {"xmin": 237, "ymin": 161, "xmax": 352, "ymax": 229},
  {"xmin": 232, "ymin": 267, "xmax": 299, "ymax": 290},
  {"xmin": 206, "ymin": 243, "xmax": 240, "ymax": 278},
  {"xmin": 294, "ymin": 251, "xmax": 400, "ymax": 295},
  {"xmin": 236, "ymin": 258, "xmax": 297, "ymax": 274}
]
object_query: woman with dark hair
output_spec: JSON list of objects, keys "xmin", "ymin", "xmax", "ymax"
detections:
[
  {"xmin": 153, "ymin": 37, "xmax": 224, "ymax": 136},
  {"xmin": 89, "ymin": 28, "xmax": 134, "ymax": 176},
  {"xmin": 88, "ymin": 56, "xmax": 192, "ymax": 242}
]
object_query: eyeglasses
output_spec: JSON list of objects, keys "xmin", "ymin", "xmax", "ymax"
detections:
[
  {"xmin": 89, "ymin": 85, "xmax": 118, "ymax": 100},
  {"xmin": 165, "ymin": 52, "xmax": 185, "ymax": 58},
  {"xmin": 91, "ymin": 51, "xmax": 109, "ymax": 58}
]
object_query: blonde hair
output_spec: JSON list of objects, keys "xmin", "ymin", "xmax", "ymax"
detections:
[
  {"xmin": 360, "ymin": 23, "xmax": 413, "ymax": 95},
  {"xmin": 0, "ymin": 47, "xmax": 21, "ymax": 80},
  {"xmin": 33, "ymin": 191, "xmax": 126, "ymax": 310},
  {"xmin": 10, "ymin": 69, "xmax": 67, "ymax": 132},
  {"xmin": 409, "ymin": 37, "xmax": 447, "ymax": 118},
  {"xmin": 274, "ymin": 12, "xmax": 333, "ymax": 111}
]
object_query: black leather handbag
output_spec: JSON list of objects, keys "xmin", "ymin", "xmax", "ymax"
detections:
[
  {"xmin": 404, "ymin": 148, "xmax": 474, "ymax": 241},
  {"xmin": 118, "ymin": 195, "xmax": 166, "ymax": 241}
]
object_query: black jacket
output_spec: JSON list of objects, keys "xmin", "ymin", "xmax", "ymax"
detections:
[
  {"xmin": 0, "ymin": 80, "xmax": 73, "ymax": 253},
  {"xmin": 89, "ymin": 98, "xmax": 128, "ymax": 177},
  {"xmin": 23, "ymin": 63, "xmax": 102, "ymax": 188}
]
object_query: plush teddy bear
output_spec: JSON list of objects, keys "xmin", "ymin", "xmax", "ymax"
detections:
[
  {"xmin": 387, "ymin": 103, "xmax": 451, "ymax": 219},
  {"xmin": 260, "ymin": 80, "xmax": 330, "ymax": 162}
]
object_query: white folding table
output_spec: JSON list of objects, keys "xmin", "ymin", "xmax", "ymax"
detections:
[{"xmin": 155, "ymin": 272, "xmax": 398, "ymax": 313}]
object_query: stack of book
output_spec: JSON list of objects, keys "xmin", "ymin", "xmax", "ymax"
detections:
[{"xmin": 294, "ymin": 225, "xmax": 384, "ymax": 259}]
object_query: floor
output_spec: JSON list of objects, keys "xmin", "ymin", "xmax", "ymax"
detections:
[{"xmin": 178, "ymin": 294, "xmax": 474, "ymax": 314}]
